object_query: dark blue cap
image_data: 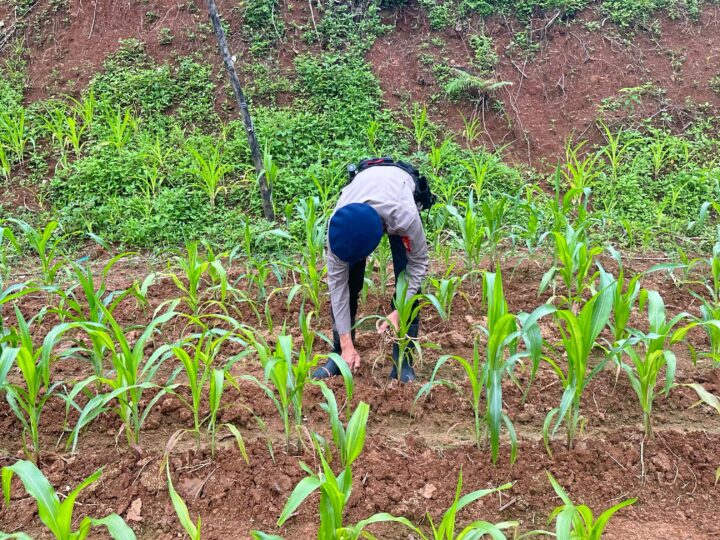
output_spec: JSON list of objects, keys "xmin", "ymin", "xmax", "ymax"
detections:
[{"xmin": 328, "ymin": 203, "xmax": 383, "ymax": 263}]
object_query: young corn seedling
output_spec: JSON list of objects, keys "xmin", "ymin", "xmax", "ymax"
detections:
[
  {"xmin": 161, "ymin": 240, "xmax": 230, "ymax": 317},
  {"xmin": 387, "ymin": 272, "xmax": 445, "ymax": 376},
  {"xmin": 286, "ymin": 197, "xmax": 327, "ymax": 315},
  {"xmin": 166, "ymin": 461, "xmax": 201, "ymax": 540},
  {"xmin": 369, "ymin": 235, "xmax": 393, "ymax": 297},
  {"xmin": 186, "ymin": 139, "xmax": 233, "ymax": 208},
  {"xmin": 170, "ymin": 321, "xmax": 250, "ymax": 460},
  {"xmin": 51, "ymin": 255, "xmax": 148, "ymax": 380},
  {"xmin": 0, "ymin": 107, "xmax": 30, "ymax": 163},
  {"xmin": 0, "ymin": 140, "xmax": 10, "ymax": 181},
  {"xmin": 546, "ymin": 471, "xmax": 635, "ymax": 540},
  {"xmin": 636, "ymin": 289, "xmax": 690, "ymax": 356},
  {"xmin": 409, "ymin": 102, "xmax": 431, "ymax": 151},
  {"xmin": 6, "ymin": 218, "xmax": 68, "ymax": 286},
  {"xmin": 101, "ymin": 105, "xmax": 136, "ymax": 151},
  {"xmin": 1, "ymin": 460, "xmax": 137, "ymax": 540},
  {"xmin": 262, "ymin": 397, "xmax": 414, "ymax": 540},
  {"xmin": 679, "ymin": 233, "xmax": 720, "ymax": 363},
  {"xmin": 67, "ymin": 306, "xmax": 178, "ymax": 450},
  {"xmin": 414, "ymin": 470, "xmax": 516, "ymax": 540},
  {"xmin": 241, "ymin": 332, "xmax": 353, "ymax": 452},
  {"xmin": 1, "ymin": 225, "xmax": 19, "ymax": 283},
  {"xmin": 616, "ymin": 336, "xmax": 675, "ymax": 438},
  {"xmin": 543, "ymin": 272, "xmax": 613, "ymax": 453},
  {"xmin": 427, "ymin": 266, "xmax": 468, "ymax": 321},
  {"xmin": 417, "ymin": 268, "xmax": 551, "ymax": 464},
  {"xmin": 540, "ymin": 222, "xmax": 603, "ymax": 311},
  {"xmin": 230, "ymin": 220, "xmax": 290, "ymax": 302},
  {"xmin": 446, "ymin": 193, "xmax": 484, "ymax": 270},
  {"xmin": 1, "ymin": 308, "xmax": 86, "ymax": 463},
  {"xmin": 563, "ymin": 139, "xmax": 601, "ymax": 192},
  {"xmin": 603, "ymin": 249, "xmax": 641, "ymax": 346}
]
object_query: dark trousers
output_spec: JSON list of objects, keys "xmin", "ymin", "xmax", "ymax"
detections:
[{"xmin": 332, "ymin": 235, "xmax": 420, "ymax": 363}]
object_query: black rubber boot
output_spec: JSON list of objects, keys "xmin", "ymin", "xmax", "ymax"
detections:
[{"xmin": 389, "ymin": 322, "xmax": 418, "ymax": 383}]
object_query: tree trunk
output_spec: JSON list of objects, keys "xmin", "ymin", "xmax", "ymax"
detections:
[{"xmin": 205, "ymin": 0, "xmax": 275, "ymax": 221}]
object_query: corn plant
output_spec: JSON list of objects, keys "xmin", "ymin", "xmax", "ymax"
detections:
[
  {"xmin": 67, "ymin": 307, "xmax": 178, "ymax": 450},
  {"xmin": 598, "ymin": 121, "xmax": 638, "ymax": 184},
  {"xmin": 413, "ymin": 470, "xmax": 516, "ymax": 540},
  {"xmin": 187, "ymin": 140, "xmax": 233, "ymax": 208},
  {"xmin": 101, "ymin": 106, "xmax": 136, "ymax": 151},
  {"xmin": 446, "ymin": 194, "xmax": 484, "ymax": 269},
  {"xmin": 681, "ymin": 234, "xmax": 720, "ymax": 363},
  {"xmin": 1, "ymin": 308, "xmax": 86, "ymax": 462},
  {"xmin": 543, "ymin": 275, "xmax": 613, "ymax": 452},
  {"xmin": 427, "ymin": 266, "xmax": 468, "ymax": 321},
  {"xmin": 409, "ymin": 102, "xmax": 431, "ymax": 151},
  {"xmin": 563, "ymin": 140, "xmax": 601, "ymax": 192},
  {"xmin": 241, "ymin": 332, "xmax": 353, "ymax": 451},
  {"xmin": 417, "ymin": 268, "xmax": 552, "ymax": 464},
  {"xmin": 286, "ymin": 197, "xmax": 327, "ymax": 314},
  {"xmin": 368, "ymin": 235, "xmax": 393, "ymax": 297},
  {"xmin": 0, "ymin": 107, "xmax": 30, "ymax": 163},
  {"xmin": 265, "ymin": 398, "xmax": 415, "ymax": 540},
  {"xmin": 162, "ymin": 240, "xmax": 230, "ymax": 317},
  {"xmin": 170, "ymin": 322, "xmax": 250, "ymax": 459},
  {"xmin": 0, "ymin": 225, "xmax": 18, "ymax": 283},
  {"xmin": 207, "ymin": 366, "xmax": 252, "ymax": 460},
  {"xmin": 1, "ymin": 460, "xmax": 136, "ymax": 540},
  {"xmin": 460, "ymin": 112, "xmax": 482, "ymax": 145},
  {"xmin": 386, "ymin": 272, "xmax": 445, "ymax": 376},
  {"xmin": 463, "ymin": 152, "xmax": 498, "ymax": 199},
  {"xmin": 6, "ymin": 218, "xmax": 67, "ymax": 286},
  {"xmin": 547, "ymin": 472, "xmax": 635, "ymax": 540},
  {"xmin": 51, "ymin": 255, "xmax": 147, "ymax": 379},
  {"xmin": 615, "ymin": 336, "xmax": 675, "ymax": 438},
  {"xmin": 230, "ymin": 220, "xmax": 290, "ymax": 302},
  {"xmin": 636, "ymin": 289, "xmax": 690, "ymax": 356},
  {"xmin": 540, "ymin": 222, "xmax": 602, "ymax": 310},
  {"xmin": 429, "ymin": 136, "xmax": 456, "ymax": 174},
  {"xmin": 0, "ymin": 141, "xmax": 10, "ymax": 181}
]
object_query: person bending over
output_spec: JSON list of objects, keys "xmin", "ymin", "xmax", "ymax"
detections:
[{"xmin": 312, "ymin": 159, "xmax": 432, "ymax": 383}]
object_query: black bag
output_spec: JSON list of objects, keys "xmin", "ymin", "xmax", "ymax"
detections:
[{"xmin": 348, "ymin": 157, "xmax": 437, "ymax": 211}]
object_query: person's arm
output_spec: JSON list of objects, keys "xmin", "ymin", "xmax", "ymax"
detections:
[
  {"xmin": 402, "ymin": 213, "xmax": 429, "ymax": 298},
  {"xmin": 327, "ymin": 249, "xmax": 361, "ymax": 369},
  {"xmin": 327, "ymin": 249, "xmax": 351, "ymax": 334}
]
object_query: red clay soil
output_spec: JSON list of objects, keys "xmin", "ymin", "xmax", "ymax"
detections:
[
  {"xmin": 0, "ymin": 254, "xmax": 719, "ymax": 539},
  {"xmin": 8, "ymin": 1, "xmax": 720, "ymax": 166},
  {"xmin": 370, "ymin": 4, "xmax": 720, "ymax": 164}
]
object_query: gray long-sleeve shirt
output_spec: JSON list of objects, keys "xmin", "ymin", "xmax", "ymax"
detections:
[{"xmin": 327, "ymin": 166, "xmax": 429, "ymax": 335}]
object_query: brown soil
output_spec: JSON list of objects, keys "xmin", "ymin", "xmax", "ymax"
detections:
[{"xmin": 1, "ymin": 254, "xmax": 719, "ymax": 539}]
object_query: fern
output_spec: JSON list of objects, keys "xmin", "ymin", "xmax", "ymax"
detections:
[{"xmin": 443, "ymin": 68, "xmax": 512, "ymax": 102}]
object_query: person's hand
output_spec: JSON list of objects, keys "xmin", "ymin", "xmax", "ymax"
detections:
[
  {"xmin": 340, "ymin": 334, "xmax": 361, "ymax": 372},
  {"xmin": 376, "ymin": 310, "xmax": 400, "ymax": 334}
]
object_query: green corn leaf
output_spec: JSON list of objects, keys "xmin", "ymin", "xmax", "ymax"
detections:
[
  {"xmin": 591, "ymin": 498, "xmax": 636, "ymax": 537},
  {"xmin": 2, "ymin": 461, "xmax": 62, "ymax": 537},
  {"xmin": 277, "ymin": 476, "xmax": 322, "ymax": 526},
  {"xmin": 250, "ymin": 532, "xmax": 284, "ymax": 540},
  {"xmin": 166, "ymin": 463, "xmax": 200, "ymax": 540},
  {"xmin": 57, "ymin": 468, "xmax": 102, "ymax": 534},
  {"xmin": 682, "ymin": 382, "xmax": 720, "ymax": 414},
  {"xmin": 88, "ymin": 514, "xmax": 138, "ymax": 540},
  {"xmin": 344, "ymin": 402, "xmax": 370, "ymax": 467},
  {"xmin": 0, "ymin": 532, "xmax": 34, "ymax": 539},
  {"xmin": 222, "ymin": 423, "xmax": 249, "ymax": 464}
]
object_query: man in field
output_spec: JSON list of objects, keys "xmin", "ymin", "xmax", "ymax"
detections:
[{"xmin": 312, "ymin": 159, "xmax": 433, "ymax": 383}]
